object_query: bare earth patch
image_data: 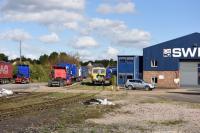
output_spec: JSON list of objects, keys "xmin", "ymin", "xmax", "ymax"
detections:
[{"xmin": 87, "ymin": 95, "xmax": 200, "ymax": 133}]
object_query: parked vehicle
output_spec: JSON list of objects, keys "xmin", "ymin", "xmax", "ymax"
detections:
[
  {"xmin": 15, "ymin": 65, "xmax": 30, "ymax": 84},
  {"xmin": 57, "ymin": 63, "xmax": 82, "ymax": 82},
  {"xmin": 81, "ymin": 66, "xmax": 88, "ymax": 79},
  {"xmin": 0, "ymin": 61, "xmax": 13, "ymax": 84},
  {"xmin": 107, "ymin": 66, "xmax": 117, "ymax": 76},
  {"xmin": 48, "ymin": 66, "xmax": 72, "ymax": 87},
  {"xmin": 91, "ymin": 67, "xmax": 111, "ymax": 85},
  {"xmin": 125, "ymin": 79, "xmax": 155, "ymax": 91}
]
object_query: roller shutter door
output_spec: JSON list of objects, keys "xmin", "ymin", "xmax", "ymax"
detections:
[{"xmin": 180, "ymin": 62, "xmax": 198, "ymax": 86}]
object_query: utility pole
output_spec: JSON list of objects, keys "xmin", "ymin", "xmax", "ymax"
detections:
[{"xmin": 20, "ymin": 40, "xmax": 22, "ymax": 63}]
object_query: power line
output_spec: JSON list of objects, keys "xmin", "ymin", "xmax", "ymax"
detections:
[{"xmin": 20, "ymin": 40, "xmax": 22, "ymax": 63}]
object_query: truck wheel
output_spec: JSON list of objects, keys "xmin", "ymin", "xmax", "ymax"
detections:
[
  {"xmin": 48, "ymin": 81, "xmax": 52, "ymax": 87},
  {"xmin": 60, "ymin": 81, "xmax": 64, "ymax": 87}
]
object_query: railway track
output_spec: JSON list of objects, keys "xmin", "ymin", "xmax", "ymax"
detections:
[
  {"xmin": 65, "ymin": 81, "xmax": 82, "ymax": 90},
  {"xmin": 0, "ymin": 92, "xmax": 49, "ymax": 104},
  {"xmin": 0, "ymin": 91, "xmax": 99, "ymax": 121},
  {"xmin": 0, "ymin": 79, "xmax": 106, "ymax": 121}
]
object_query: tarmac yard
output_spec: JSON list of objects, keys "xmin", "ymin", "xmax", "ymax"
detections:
[{"xmin": 1, "ymin": 82, "xmax": 200, "ymax": 133}]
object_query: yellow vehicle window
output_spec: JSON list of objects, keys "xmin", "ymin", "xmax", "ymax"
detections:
[{"xmin": 93, "ymin": 69, "xmax": 105, "ymax": 74}]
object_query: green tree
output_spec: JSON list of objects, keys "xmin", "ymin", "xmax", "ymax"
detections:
[
  {"xmin": 59, "ymin": 52, "xmax": 69, "ymax": 63},
  {"xmin": 39, "ymin": 54, "xmax": 49, "ymax": 65},
  {"xmin": 30, "ymin": 64, "xmax": 50, "ymax": 82},
  {"xmin": 49, "ymin": 52, "xmax": 59, "ymax": 65},
  {"xmin": 0, "ymin": 53, "xmax": 8, "ymax": 61}
]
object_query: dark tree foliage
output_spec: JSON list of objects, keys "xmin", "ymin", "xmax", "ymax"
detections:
[
  {"xmin": 39, "ymin": 54, "xmax": 49, "ymax": 65},
  {"xmin": 0, "ymin": 53, "xmax": 8, "ymax": 61},
  {"xmin": 49, "ymin": 52, "xmax": 59, "ymax": 65},
  {"xmin": 81, "ymin": 59, "xmax": 117, "ymax": 67}
]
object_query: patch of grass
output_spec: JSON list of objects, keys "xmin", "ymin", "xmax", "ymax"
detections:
[
  {"xmin": 79, "ymin": 80, "xmax": 118, "ymax": 91},
  {"xmin": 148, "ymin": 119, "xmax": 186, "ymax": 126},
  {"xmin": 175, "ymin": 102, "xmax": 200, "ymax": 109},
  {"xmin": 134, "ymin": 125, "xmax": 148, "ymax": 132},
  {"xmin": 138, "ymin": 96, "xmax": 173, "ymax": 104},
  {"xmin": 0, "ymin": 92, "xmax": 78, "ymax": 110},
  {"xmin": 51, "ymin": 104, "xmax": 119, "ymax": 132}
]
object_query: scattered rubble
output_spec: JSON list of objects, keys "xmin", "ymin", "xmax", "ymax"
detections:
[
  {"xmin": 83, "ymin": 98, "xmax": 115, "ymax": 105},
  {"xmin": 0, "ymin": 88, "xmax": 13, "ymax": 97}
]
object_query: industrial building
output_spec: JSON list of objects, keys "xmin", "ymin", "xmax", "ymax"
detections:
[
  {"xmin": 117, "ymin": 55, "xmax": 143, "ymax": 86},
  {"xmin": 143, "ymin": 33, "xmax": 200, "ymax": 88}
]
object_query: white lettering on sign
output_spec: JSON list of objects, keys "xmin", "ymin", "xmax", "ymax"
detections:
[
  {"xmin": 199, "ymin": 48, "xmax": 200, "ymax": 57},
  {"xmin": 163, "ymin": 47, "xmax": 200, "ymax": 58},
  {"xmin": 182, "ymin": 48, "xmax": 197, "ymax": 57},
  {"xmin": 0, "ymin": 65, "xmax": 9, "ymax": 74},
  {"xmin": 172, "ymin": 48, "xmax": 181, "ymax": 57}
]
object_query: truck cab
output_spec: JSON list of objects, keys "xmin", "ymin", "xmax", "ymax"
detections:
[
  {"xmin": 91, "ymin": 67, "xmax": 106, "ymax": 84},
  {"xmin": 15, "ymin": 65, "xmax": 30, "ymax": 84},
  {"xmin": 48, "ymin": 66, "xmax": 72, "ymax": 87}
]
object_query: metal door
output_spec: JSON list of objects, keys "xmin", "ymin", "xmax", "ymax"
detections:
[{"xmin": 180, "ymin": 62, "xmax": 198, "ymax": 86}]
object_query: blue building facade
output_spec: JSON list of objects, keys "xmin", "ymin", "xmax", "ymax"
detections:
[
  {"xmin": 143, "ymin": 33, "xmax": 200, "ymax": 88},
  {"xmin": 117, "ymin": 55, "xmax": 143, "ymax": 86}
]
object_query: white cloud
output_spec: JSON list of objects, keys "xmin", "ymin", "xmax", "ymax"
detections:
[
  {"xmin": 97, "ymin": 4, "xmax": 112, "ymax": 14},
  {"xmin": 72, "ymin": 36, "xmax": 98, "ymax": 49},
  {"xmin": 82, "ymin": 18, "xmax": 150, "ymax": 48},
  {"xmin": 1, "ymin": 0, "xmax": 85, "ymax": 11},
  {"xmin": 97, "ymin": 2, "xmax": 135, "ymax": 14},
  {"xmin": 0, "ymin": 0, "xmax": 85, "ymax": 30},
  {"xmin": 0, "ymin": 29, "xmax": 31, "ymax": 41},
  {"xmin": 0, "ymin": 44, "xmax": 48, "ymax": 60},
  {"xmin": 107, "ymin": 46, "xmax": 119, "ymax": 59},
  {"xmin": 77, "ymin": 50, "xmax": 94, "ymax": 61},
  {"xmin": 39, "ymin": 33, "xmax": 60, "ymax": 43},
  {"xmin": 22, "ymin": 44, "xmax": 50, "ymax": 59},
  {"xmin": 0, "ymin": 48, "xmax": 18, "ymax": 59},
  {"xmin": 1, "ymin": 10, "xmax": 83, "ymax": 25},
  {"xmin": 64, "ymin": 22, "xmax": 79, "ymax": 30}
]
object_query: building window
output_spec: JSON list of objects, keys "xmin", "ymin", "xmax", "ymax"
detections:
[
  {"xmin": 119, "ymin": 57, "xmax": 126, "ymax": 63},
  {"xmin": 151, "ymin": 60, "xmax": 158, "ymax": 67},
  {"xmin": 151, "ymin": 77, "xmax": 158, "ymax": 84},
  {"xmin": 126, "ymin": 57, "xmax": 134, "ymax": 63},
  {"xmin": 127, "ymin": 75, "xmax": 133, "ymax": 79}
]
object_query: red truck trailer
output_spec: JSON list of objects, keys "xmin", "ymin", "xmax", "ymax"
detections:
[
  {"xmin": 0, "ymin": 61, "xmax": 13, "ymax": 84},
  {"xmin": 48, "ymin": 66, "xmax": 72, "ymax": 87}
]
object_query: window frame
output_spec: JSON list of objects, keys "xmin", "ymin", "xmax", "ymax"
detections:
[
  {"xmin": 151, "ymin": 76, "xmax": 158, "ymax": 84},
  {"xmin": 151, "ymin": 60, "xmax": 158, "ymax": 67},
  {"xmin": 119, "ymin": 57, "xmax": 126, "ymax": 63},
  {"xmin": 126, "ymin": 57, "xmax": 134, "ymax": 63}
]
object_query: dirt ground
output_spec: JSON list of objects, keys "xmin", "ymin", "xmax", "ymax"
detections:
[{"xmin": 1, "ymin": 82, "xmax": 200, "ymax": 133}]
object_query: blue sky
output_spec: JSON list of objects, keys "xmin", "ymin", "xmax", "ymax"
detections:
[{"xmin": 0, "ymin": 0, "xmax": 199, "ymax": 61}]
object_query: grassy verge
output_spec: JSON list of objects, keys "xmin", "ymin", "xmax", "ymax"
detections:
[
  {"xmin": 138, "ymin": 96, "xmax": 174, "ymax": 104},
  {"xmin": 148, "ymin": 119, "xmax": 186, "ymax": 126},
  {"xmin": 0, "ymin": 92, "xmax": 77, "ymax": 110},
  {"xmin": 38, "ymin": 103, "xmax": 119, "ymax": 132}
]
